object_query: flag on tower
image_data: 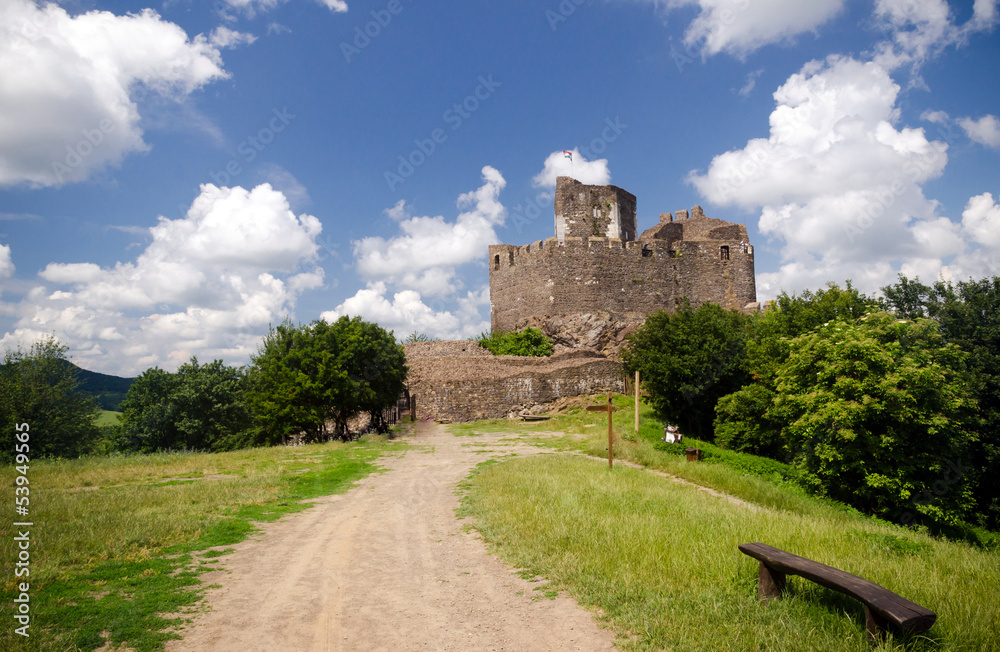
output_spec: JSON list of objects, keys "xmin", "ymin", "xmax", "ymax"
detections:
[{"xmin": 563, "ymin": 150, "xmax": 573, "ymax": 161}]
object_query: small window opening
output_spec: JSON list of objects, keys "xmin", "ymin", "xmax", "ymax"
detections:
[
  {"xmin": 494, "ymin": 254, "xmax": 500, "ymax": 270},
  {"xmin": 720, "ymin": 246, "xmax": 730, "ymax": 261},
  {"xmin": 508, "ymin": 251, "xmax": 514, "ymax": 265}
]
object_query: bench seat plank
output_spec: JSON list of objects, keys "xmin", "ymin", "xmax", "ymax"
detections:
[{"xmin": 739, "ymin": 542, "xmax": 936, "ymax": 635}]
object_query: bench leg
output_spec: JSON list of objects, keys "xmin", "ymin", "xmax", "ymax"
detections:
[
  {"xmin": 864, "ymin": 605, "xmax": 888, "ymax": 641},
  {"xmin": 758, "ymin": 562, "xmax": 786, "ymax": 602}
]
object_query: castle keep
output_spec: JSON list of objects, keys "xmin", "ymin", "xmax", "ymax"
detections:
[
  {"xmin": 402, "ymin": 177, "xmax": 759, "ymax": 422},
  {"xmin": 489, "ymin": 176, "xmax": 757, "ymax": 335}
]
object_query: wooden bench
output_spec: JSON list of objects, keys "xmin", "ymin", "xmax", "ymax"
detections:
[{"xmin": 738, "ymin": 542, "xmax": 936, "ymax": 640}]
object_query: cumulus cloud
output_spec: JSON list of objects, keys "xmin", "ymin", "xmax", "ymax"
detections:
[
  {"xmin": 0, "ymin": 184, "xmax": 324, "ymax": 374},
  {"xmin": 677, "ymin": 0, "xmax": 846, "ymax": 58},
  {"xmin": 353, "ymin": 166, "xmax": 506, "ymax": 297},
  {"xmin": 962, "ymin": 193, "xmax": 1000, "ymax": 247},
  {"xmin": 873, "ymin": 0, "xmax": 999, "ymax": 72},
  {"xmin": 0, "ymin": 0, "xmax": 229, "ymax": 188},
  {"xmin": 327, "ymin": 169, "xmax": 506, "ymax": 340},
  {"xmin": 321, "ymin": 283, "xmax": 490, "ymax": 342},
  {"xmin": 533, "ymin": 150, "xmax": 611, "ymax": 188},
  {"xmin": 959, "ymin": 115, "xmax": 1000, "ymax": 148},
  {"xmin": 687, "ymin": 55, "xmax": 978, "ymax": 298}
]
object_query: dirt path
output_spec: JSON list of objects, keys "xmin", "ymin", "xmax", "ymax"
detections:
[{"xmin": 165, "ymin": 423, "xmax": 618, "ymax": 651}]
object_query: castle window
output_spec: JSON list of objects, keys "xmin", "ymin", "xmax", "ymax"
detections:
[
  {"xmin": 494, "ymin": 254, "xmax": 500, "ymax": 270},
  {"xmin": 509, "ymin": 251, "xmax": 514, "ymax": 266},
  {"xmin": 720, "ymin": 246, "xmax": 730, "ymax": 261}
]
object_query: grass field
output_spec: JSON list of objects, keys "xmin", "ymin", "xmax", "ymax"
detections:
[
  {"xmin": 455, "ymin": 398, "xmax": 1000, "ymax": 651},
  {"xmin": 95, "ymin": 410, "xmax": 122, "ymax": 427},
  {"xmin": 0, "ymin": 428, "xmax": 410, "ymax": 651}
]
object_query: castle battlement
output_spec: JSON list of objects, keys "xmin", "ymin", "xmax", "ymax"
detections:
[{"xmin": 489, "ymin": 177, "xmax": 757, "ymax": 335}]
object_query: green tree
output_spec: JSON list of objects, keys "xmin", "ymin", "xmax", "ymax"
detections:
[
  {"xmin": 882, "ymin": 275, "xmax": 1000, "ymax": 528},
  {"xmin": 403, "ymin": 331, "xmax": 433, "ymax": 343},
  {"xmin": 119, "ymin": 367, "xmax": 180, "ymax": 452},
  {"xmin": 714, "ymin": 282, "xmax": 878, "ymax": 457},
  {"xmin": 119, "ymin": 358, "xmax": 253, "ymax": 452},
  {"xmin": 0, "ymin": 337, "xmax": 100, "ymax": 460},
  {"xmin": 773, "ymin": 313, "xmax": 977, "ymax": 528},
  {"xmin": 247, "ymin": 317, "xmax": 407, "ymax": 441},
  {"xmin": 622, "ymin": 302, "xmax": 749, "ymax": 438}
]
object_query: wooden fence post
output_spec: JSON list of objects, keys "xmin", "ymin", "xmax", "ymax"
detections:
[{"xmin": 634, "ymin": 370, "xmax": 640, "ymax": 435}]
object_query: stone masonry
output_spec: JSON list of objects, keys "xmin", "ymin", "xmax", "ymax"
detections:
[
  {"xmin": 401, "ymin": 177, "xmax": 758, "ymax": 423},
  {"xmin": 489, "ymin": 176, "xmax": 757, "ymax": 340},
  {"xmin": 403, "ymin": 341, "xmax": 622, "ymax": 421}
]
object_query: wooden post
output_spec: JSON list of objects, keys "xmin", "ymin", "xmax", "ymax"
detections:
[
  {"xmin": 606, "ymin": 392, "xmax": 613, "ymax": 468},
  {"xmin": 587, "ymin": 394, "xmax": 619, "ymax": 469},
  {"xmin": 634, "ymin": 370, "xmax": 640, "ymax": 435}
]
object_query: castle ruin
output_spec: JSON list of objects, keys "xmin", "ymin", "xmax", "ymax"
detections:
[
  {"xmin": 403, "ymin": 176, "xmax": 758, "ymax": 422},
  {"xmin": 489, "ymin": 176, "xmax": 757, "ymax": 344}
]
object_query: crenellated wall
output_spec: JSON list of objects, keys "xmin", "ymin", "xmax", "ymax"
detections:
[{"xmin": 489, "ymin": 232, "xmax": 756, "ymax": 333}]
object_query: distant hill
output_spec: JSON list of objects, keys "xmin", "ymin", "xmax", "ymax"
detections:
[{"xmin": 63, "ymin": 361, "xmax": 135, "ymax": 411}]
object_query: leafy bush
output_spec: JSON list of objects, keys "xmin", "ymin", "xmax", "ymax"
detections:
[
  {"xmin": 622, "ymin": 302, "xmax": 749, "ymax": 439},
  {"xmin": 713, "ymin": 384, "xmax": 785, "ymax": 459},
  {"xmin": 477, "ymin": 327, "xmax": 553, "ymax": 357},
  {"xmin": 774, "ymin": 312, "xmax": 978, "ymax": 529}
]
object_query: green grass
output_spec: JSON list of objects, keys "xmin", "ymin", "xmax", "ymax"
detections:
[
  {"xmin": 459, "ymin": 453, "xmax": 1000, "ymax": 651},
  {"xmin": 0, "ymin": 435, "xmax": 406, "ymax": 651},
  {"xmin": 94, "ymin": 410, "xmax": 122, "ymax": 427},
  {"xmin": 454, "ymin": 395, "xmax": 1000, "ymax": 650}
]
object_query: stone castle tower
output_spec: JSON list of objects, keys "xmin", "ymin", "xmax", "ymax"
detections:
[{"xmin": 489, "ymin": 176, "xmax": 757, "ymax": 341}]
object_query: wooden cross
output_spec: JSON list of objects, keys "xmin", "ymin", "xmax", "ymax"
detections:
[{"xmin": 587, "ymin": 391, "xmax": 618, "ymax": 468}]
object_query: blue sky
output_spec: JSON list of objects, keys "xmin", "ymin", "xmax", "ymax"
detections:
[{"xmin": 0, "ymin": 0, "xmax": 998, "ymax": 375}]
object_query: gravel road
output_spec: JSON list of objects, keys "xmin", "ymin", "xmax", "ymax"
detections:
[{"xmin": 165, "ymin": 422, "xmax": 618, "ymax": 651}]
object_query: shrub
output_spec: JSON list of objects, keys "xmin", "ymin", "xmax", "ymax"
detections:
[{"xmin": 477, "ymin": 328, "xmax": 553, "ymax": 357}]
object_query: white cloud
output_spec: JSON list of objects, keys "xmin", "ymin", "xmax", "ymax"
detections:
[
  {"xmin": 353, "ymin": 166, "xmax": 506, "ymax": 297},
  {"xmin": 321, "ymin": 282, "xmax": 490, "ymax": 342},
  {"xmin": 873, "ymin": 0, "xmax": 999, "ymax": 71},
  {"xmin": 209, "ymin": 26, "xmax": 257, "ymax": 48},
  {"xmin": 316, "ymin": 0, "xmax": 349, "ymax": 12},
  {"xmin": 0, "ymin": 244, "xmax": 13, "ymax": 298},
  {"xmin": 219, "ymin": 0, "xmax": 347, "ymax": 18},
  {"xmin": 0, "ymin": 0, "xmax": 229, "ymax": 188},
  {"xmin": 687, "ymin": 55, "xmax": 976, "ymax": 298},
  {"xmin": 959, "ymin": 115, "xmax": 1000, "ymax": 148},
  {"xmin": 327, "ymin": 168, "xmax": 505, "ymax": 340},
  {"xmin": 533, "ymin": 150, "xmax": 610, "ymax": 188},
  {"xmin": 737, "ymin": 68, "xmax": 764, "ymax": 97},
  {"xmin": 921, "ymin": 109, "xmax": 950, "ymax": 124},
  {"xmin": 962, "ymin": 193, "xmax": 1000, "ymax": 247},
  {"xmin": 678, "ymin": 0, "xmax": 846, "ymax": 58},
  {"xmin": 1, "ymin": 184, "xmax": 324, "ymax": 374}
]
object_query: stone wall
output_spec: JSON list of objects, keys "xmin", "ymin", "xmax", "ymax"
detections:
[
  {"xmin": 490, "ymin": 176, "xmax": 757, "ymax": 337},
  {"xmin": 488, "ymin": 234, "xmax": 755, "ymax": 333},
  {"xmin": 403, "ymin": 341, "xmax": 623, "ymax": 422}
]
